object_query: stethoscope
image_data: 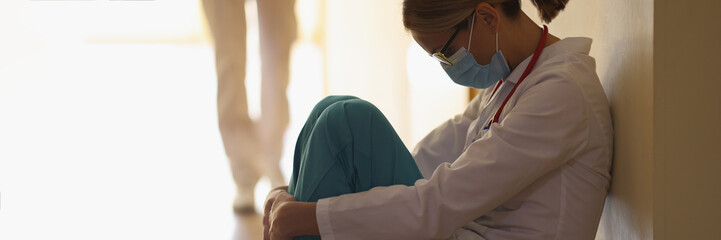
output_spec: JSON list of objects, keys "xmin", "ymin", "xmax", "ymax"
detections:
[{"xmin": 481, "ymin": 25, "xmax": 549, "ymax": 131}]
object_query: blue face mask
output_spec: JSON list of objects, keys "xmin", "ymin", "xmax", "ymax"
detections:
[
  {"xmin": 442, "ymin": 15, "xmax": 510, "ymax": 89},
  {"xmin": 442, "ymin": 47, "xmax": 510, "ymax": 89}
]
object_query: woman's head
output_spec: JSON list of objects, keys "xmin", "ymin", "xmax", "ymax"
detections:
[
  {"xmin": 403, "ymin": 0, "xmax": 568, "ymax": 34},
  {"xmin": 405, "ymin": 0, "xmax": 567, "ymax": 68}
]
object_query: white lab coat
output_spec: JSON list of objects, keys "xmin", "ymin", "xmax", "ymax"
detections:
[{"xmin": 315, "ymin": 37, "xmax": 613, "ymax": 240}]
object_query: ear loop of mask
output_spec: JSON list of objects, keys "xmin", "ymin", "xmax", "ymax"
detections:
[
  {"xmin": 467, "ymin": 11, "xmax": 499, "ymax": 52},
  {"xmin": 468, "ymin": 12, "xmax": 475, "ymax": 52}
]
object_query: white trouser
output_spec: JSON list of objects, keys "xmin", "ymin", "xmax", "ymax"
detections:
[{"xmin": 202, "ymin": 0, "xmax": 297, "ymax": 189}]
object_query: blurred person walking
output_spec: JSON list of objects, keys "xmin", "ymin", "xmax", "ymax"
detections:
[{"xmin": 202, "ymin": 0, "xmax": 297, "ymax": 213}]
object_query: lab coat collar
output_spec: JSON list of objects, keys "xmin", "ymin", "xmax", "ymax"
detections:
[{"xmin": 503, "ymin": 37, "xmax": 593, "ymax": 85}]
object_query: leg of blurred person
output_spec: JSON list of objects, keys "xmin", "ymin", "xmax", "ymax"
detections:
[
  {"xmin": 287, "ymin": 96, "xmax": 423, "ymax": 240},
  {"xmin": 203, "ymin": 0, "xmax": 260, "ymax": 213},
  {"xmin": 257, "ymin": 0, "xmax": 297, "ymax": 188},
  {"xmin": 204, "ymin": 0, "xmax": 298, "ymax": 213}
]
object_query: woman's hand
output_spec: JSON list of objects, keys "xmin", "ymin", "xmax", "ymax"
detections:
[{"xmin": 263, "ymin": 186, "xmax": 296, "ymax": 240}]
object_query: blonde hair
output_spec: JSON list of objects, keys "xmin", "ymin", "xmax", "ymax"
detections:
[{"xmin": 402, "ymin": 0, "xmax": 569, "ymax": 33}]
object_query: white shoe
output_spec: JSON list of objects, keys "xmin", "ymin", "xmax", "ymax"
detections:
[{"xmin": 233, "ymin": 186, "xmax": 255, "ymax": 214}]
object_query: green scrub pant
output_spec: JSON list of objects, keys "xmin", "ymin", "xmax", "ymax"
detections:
[{"xmin": 288, "ymin": 96, "xmax": 424, "ymax": 240}]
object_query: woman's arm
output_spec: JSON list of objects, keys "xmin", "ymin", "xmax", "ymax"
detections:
[{"xmin": 273, "ymin": 201, "xmax": 319, "ymax": 236}]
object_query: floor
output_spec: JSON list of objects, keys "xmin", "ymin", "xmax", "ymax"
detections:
[
  {"xmin": 235, "ymin": 213, "xmax": 264, "ymax": 239},
  {"xmin": 0, "ymin": 41, "xmax": 323, "ymax": 239}
]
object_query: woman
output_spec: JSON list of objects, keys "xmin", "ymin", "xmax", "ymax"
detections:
[{"xmin": 264, "ymin": 0, "xmax": 613, "ymax": 239}]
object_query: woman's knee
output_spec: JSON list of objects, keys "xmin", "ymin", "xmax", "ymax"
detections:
[
  {"xmin": 321, "ymin": 98, "xmax": 384, "ymax": 129},
  {"xmin": 309, "ymin": 95, "xmax": 359, "ymax": 118},
  {"xmin": 335, "ymin": 98, "xmax": 380, "ymax": 117}
]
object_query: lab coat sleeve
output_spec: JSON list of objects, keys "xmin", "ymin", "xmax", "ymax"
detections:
[
  {"xmin": 316, "ymin": 78, "xmax": 588, "ymax": 240},
  {"xmin": 412, "ymin": 92, "xmax": 483, "ymax": 178}
]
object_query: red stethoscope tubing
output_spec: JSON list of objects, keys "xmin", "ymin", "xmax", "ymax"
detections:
[{"xmin": 484, "ymin": 25, "xmax": 549, "ymax": 129}]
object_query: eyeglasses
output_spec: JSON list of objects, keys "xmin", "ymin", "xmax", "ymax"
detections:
[{"xmin": 431, "ymin": 27, "xmax": 462, "ymax": 66}]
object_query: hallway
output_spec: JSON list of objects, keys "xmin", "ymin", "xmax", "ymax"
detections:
[{"xmin": 0, "ymin": 43, "xmax": 296, "ymax": 240}]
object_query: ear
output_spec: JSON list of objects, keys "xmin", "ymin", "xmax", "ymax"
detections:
[{"xmin": 474, "ymin": 3, "xmax": 500, "ymax": 33}]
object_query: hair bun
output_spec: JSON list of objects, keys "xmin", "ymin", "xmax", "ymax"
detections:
[{"xmin": 532, "ymin": 0, "xmax": 569, "ymax": 23}]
